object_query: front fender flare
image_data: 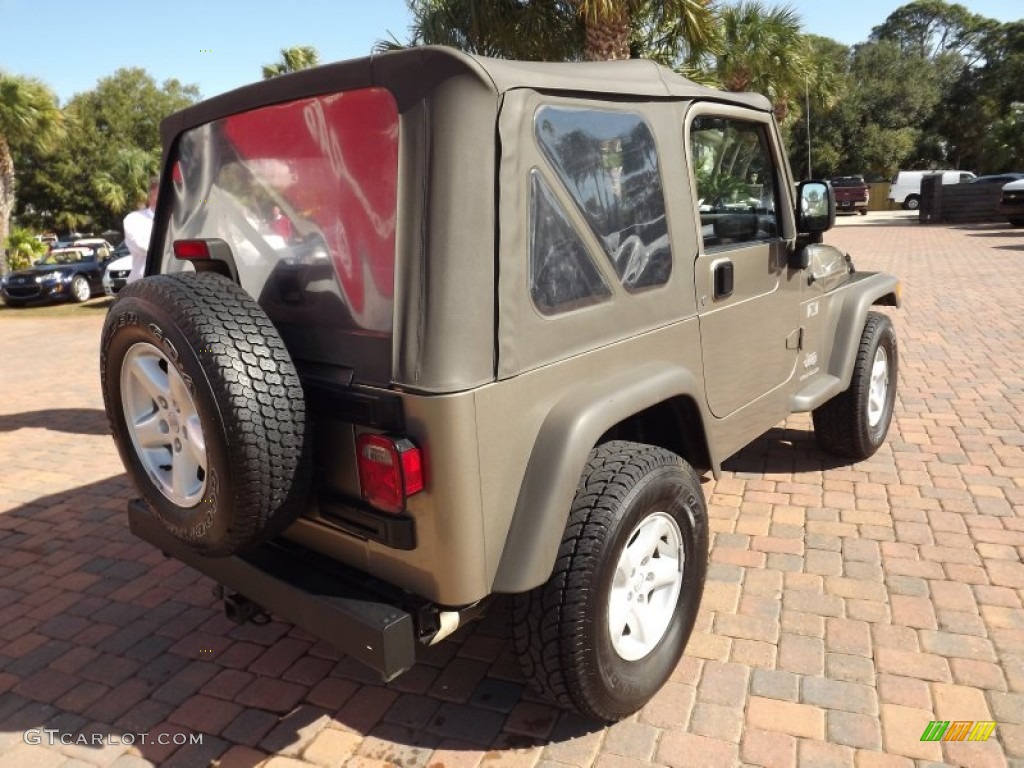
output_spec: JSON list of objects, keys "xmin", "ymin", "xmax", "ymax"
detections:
[
  {"xmin": 828, "ymin": 273, "xmax": 901, "ymax": 388},
  {"xmin": 492, "ymin": 362, "xmax": 709, "ymax": 594},
  {"xmin": 793, "ymin": 272, "xmax": 901, "ymax": 413}
]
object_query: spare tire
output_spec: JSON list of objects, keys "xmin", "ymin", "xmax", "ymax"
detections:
[{"xmin": 101, "ymin": 273, "xmax": 310, "ymax": 556}]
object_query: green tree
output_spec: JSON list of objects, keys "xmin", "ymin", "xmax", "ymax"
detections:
[
  {"xmin": 3, "ymin": 226, "xmax": 46, "ymax": 271},
  {"xmin": 262, "ymin": 46, "xmax": 322, "ymax": 78},
  {"xmin": 384, "ymin": 0, "xmax": 719, "ymax": 66},
  {"xmin": 869, "ymin": 0, "xmax": 995, "ymax": 66},
  {"xmin": 934, "ymin": 20, "xmax": 1024, "ymax": 171},
  {"xmin": 13, "ymin": 69, "xmax": 198, "ymax": 233},
  {"xmin": 576, "ymin": 0, "xmax": 718, "ymax": 63},
  {"xmin": 0, "ymin": 72, "xmax": 63, "ymax": 249},
  {"xmin": 978, "ymin": 21, "xmax": 1024, "ymax": 109},
  {"xmin": 845, "ymin": 41, "xmax": 940, "ymax": 177},
  {"xmin": 870, "ymin": 0, "xmax": 1000, "ymax": 168},
  {"xmin": 786, "ymin": 34, "xmax": 850, "ymax": 178},
  {"xmin": 93, "ymin": 146, "xmax": 160, "ymax": 214},
  {"xmin": 714, "ymin": 2, "xmax": 809, "ymax": 123}
]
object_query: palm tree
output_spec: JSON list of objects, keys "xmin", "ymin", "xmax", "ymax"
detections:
[
  {"xmin": 578, "ymin": 0, "xmax": 717, "ymax": 63},
  {"xmin": 714, "ymin": 2, "xmax": 809, "ymax": 122},
  {"xmin": 93, "ymin": 146, "xmax": 160, "ymax": 216},
  {"xmin": 262, "ymin": 46, "xmax": 322, "ymax": 79},
  {"xmin": 382, "ymin": 0, "xmax": 718, "ymax": 65},
  {"xmin": 0, "ymin": 72, "xmax": 63, "ymax": 249},
  {"xmin": 3, "ymin": 227, "xmax": 45, "ymax": 270}
]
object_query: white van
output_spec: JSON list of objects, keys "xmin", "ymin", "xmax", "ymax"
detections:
[{"xmin": 888, "ymin": 170, "xmax": 976, "ymax": 210}]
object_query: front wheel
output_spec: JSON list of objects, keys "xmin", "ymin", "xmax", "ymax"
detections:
[
  {"xmin": 1009, "ymin": 217, "xmax": 1024, "ymax": 228},
  {"xmin": 903, "ymin": 195, "xmax": 920, "ymax": 211},
  {"xmin": 512, "ymin": 441, "xmax": 708, "ymax": 722},
  {"xmin": 813, "ymin": 311, "xmax": 898, "ymax": 460}
]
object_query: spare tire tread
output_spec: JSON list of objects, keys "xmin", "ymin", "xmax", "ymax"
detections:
[{"xmin": 101, "ymin": 272, "xmax": 309, "ymax": 555}]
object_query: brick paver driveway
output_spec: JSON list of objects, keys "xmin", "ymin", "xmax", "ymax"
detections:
[{"xmin": 1, "ymin": 216, "xmax": 1022, "ymax": 768}]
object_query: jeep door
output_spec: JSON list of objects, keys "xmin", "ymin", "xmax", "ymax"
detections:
[{"xmin": 685, "ymin": 106, "xmax": 802, "ymax": 418}]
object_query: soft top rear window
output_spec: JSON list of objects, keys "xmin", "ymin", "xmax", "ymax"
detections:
[{"xmin": 161, "ymin": 88, "xmax": 399, "ymax": 385}]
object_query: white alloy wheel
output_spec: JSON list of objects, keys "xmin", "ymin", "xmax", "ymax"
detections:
[
  {"xmin": 120, "ymin": 343, "xmax": 207, "ymax": 506},
  {"xmin": 867, "ymin": 346, "xmax": 889, "ymax": 428},
  {"xmin": 72, "ymin": 276, "xmax": 91, "ymax": 302},
  {"xmin": 608, "ymin": 511, "xmax": 684, "ymax": 661}
]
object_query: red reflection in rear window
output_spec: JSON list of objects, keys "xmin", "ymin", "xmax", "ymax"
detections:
[{"xmin": 221, "ymin": 89, "xmax": 398, "ymax": 315}]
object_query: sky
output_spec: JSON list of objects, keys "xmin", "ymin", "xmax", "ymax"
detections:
[{"xmin": 1, "ymin": 0, "xmax": 1021, "ymax": 104}]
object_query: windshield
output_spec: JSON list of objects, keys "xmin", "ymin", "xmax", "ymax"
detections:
[{"xmin": 36, "ymin": 249, "xmax": 94, "ymax": 265}]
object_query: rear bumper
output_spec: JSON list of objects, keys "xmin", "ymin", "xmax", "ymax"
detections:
[
  {"xmin": 128, "ymin": 499, "xmax": 417, "ymax": 680},
  {"xmin": 836, "ymin": 199, "xmax": 868, "ymax": 211}
]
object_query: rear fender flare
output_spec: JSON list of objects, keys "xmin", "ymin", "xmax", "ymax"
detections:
[{"xmin": 492, "ymin": 363, "xmax": 710, "ymax": 593}]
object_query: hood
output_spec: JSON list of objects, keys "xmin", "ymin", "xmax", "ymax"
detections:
[
  {"xmin": 8, "ymin": 264, "xmax": 77, "ymax": 279},
  {"xmin": 105, "ymin": 255, "xmax": 132, "ymax": 272},
  {"xmin": 1003, "ymin": 179, "xmax": 1024, "ymax": 192}
]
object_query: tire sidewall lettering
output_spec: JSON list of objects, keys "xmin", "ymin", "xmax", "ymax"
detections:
[
  {"xmin": 100, "ymin": 274, "xmax": 309, "ymax": 557},
  {"xmin": 105, "ymin": 294, "xmax": 232, "ymax": 548}
]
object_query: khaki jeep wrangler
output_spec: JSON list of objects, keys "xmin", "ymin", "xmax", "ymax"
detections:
[{"xmin": 101, "ymin": 46, "xmax": 901, "ymax": 722}]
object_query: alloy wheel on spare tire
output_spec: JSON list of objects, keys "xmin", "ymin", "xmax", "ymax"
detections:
[
  {"xmin": 812, "ymin": 310, "xmax": 898, "ymax": 460},
  {"xmin": 100, "ymin": 273, "xmax": 311, "ymax": 556},
  {"xmin": 512, "ymin": 441, "xmax": 708, "ymax": 722}
]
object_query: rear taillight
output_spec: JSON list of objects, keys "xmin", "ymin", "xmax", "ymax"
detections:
[
  {"xmin": 356, "ymin": 434, "xmax": 424, "ymax": 514},
  {"xmin": 173, "ymin": 239, "xmax": 211, "ymax": 260}
]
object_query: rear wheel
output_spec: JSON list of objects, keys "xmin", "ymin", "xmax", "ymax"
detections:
[
  {"xmin": 903, "ymin": 195, "xmax": 920, "ymax": 210},
  {"xmin": 859, "ymin": 208, "xmax": 868, "ymax": 216},
  {"xmin": 1009, "ymin": 217, "xmax": 1024, "ymax": 228},
  {"xmin": 813, "ymin": 311, "xmax": 898, "ymax": 460},
  {"xmin": 512, "ymin": 441, "xmax": 708, "ymax": 721}
]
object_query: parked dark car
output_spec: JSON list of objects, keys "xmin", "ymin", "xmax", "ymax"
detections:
[
  {"xmin": 996, "ymin": 179, "xmax": 1024, "ymax": 227},
  {"xmin": 971, "ymin": 173, "xmax": 1024, "ymax": 186},
  {"xmin": 2, "ymin": 247, "xmax": 109, "ymax": 307}
]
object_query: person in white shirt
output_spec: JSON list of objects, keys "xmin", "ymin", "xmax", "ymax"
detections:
[{"xmin": 124, "ymin": 178, "xmax": 159, "ymax": 283}]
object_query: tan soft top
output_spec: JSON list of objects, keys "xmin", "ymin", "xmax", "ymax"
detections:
[
  {"xmin": 156, "ymin": 46, "xmax": 774, "ymax": 394},
  {"xmin": 163, "ymin": 46, "xmax": 771, "ymax": 143}
]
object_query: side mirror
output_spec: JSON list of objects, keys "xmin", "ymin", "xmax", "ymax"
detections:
[{"xmin": 797, "ymin": 180, "xmax": 835, "ymax": 235}]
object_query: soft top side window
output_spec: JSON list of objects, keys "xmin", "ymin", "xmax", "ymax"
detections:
[
  {"xmin": 529, "ymin": 172, "xmax": 612, "ymax": 315},
  {"xmin": 534, "ymin": 106, "xmax": 672, "ymax": 295}
]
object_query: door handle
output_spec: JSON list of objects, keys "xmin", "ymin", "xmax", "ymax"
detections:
[{"xmin": 713, "ymin": 260, "xmax": 734, "ymax": 300}]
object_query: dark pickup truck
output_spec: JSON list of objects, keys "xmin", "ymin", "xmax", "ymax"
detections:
[{"xmin": 831, "ymin": 176, "xmax": 870, "ymax": 215}]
